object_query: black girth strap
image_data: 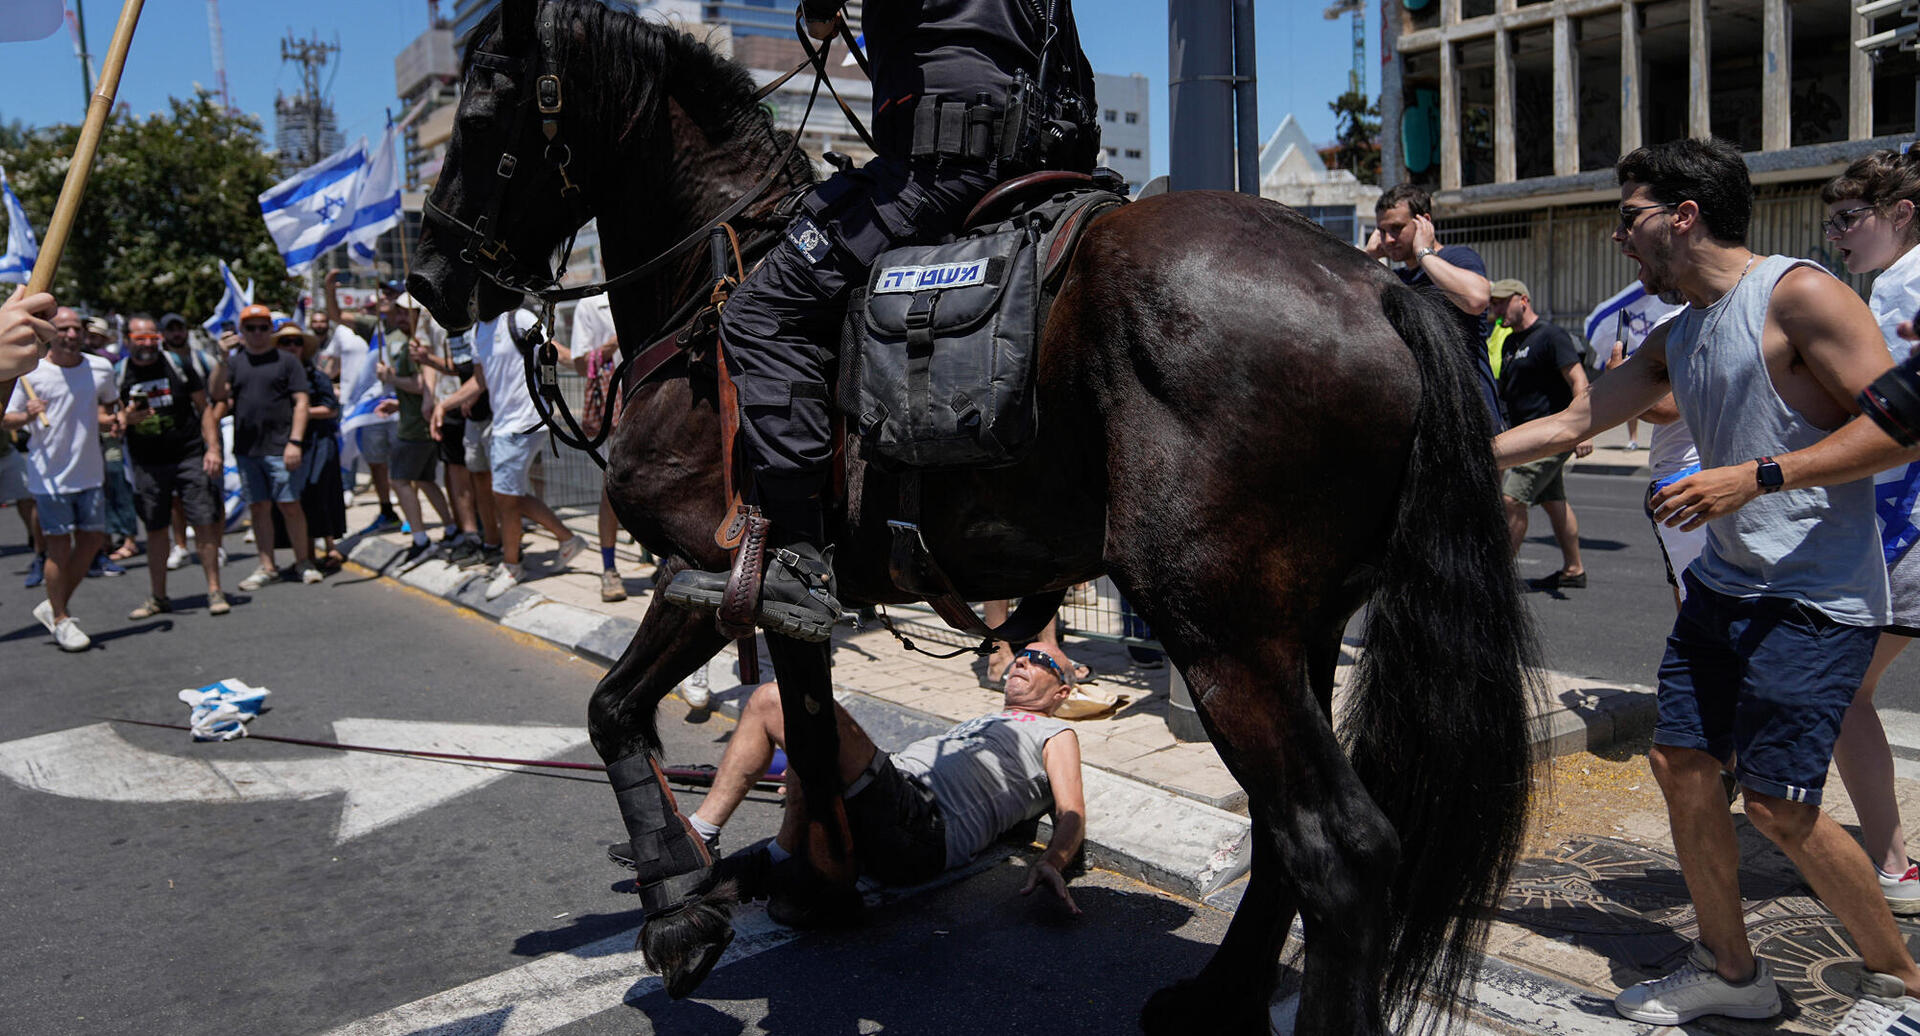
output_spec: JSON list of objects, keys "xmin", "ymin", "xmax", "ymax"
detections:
[{"xmin": 887, "ymin": 470, "xmax": 1067, "ymax": 644}]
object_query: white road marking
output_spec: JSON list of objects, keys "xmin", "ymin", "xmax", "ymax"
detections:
[
  {"xmin": 321, "ymin": 910, "xmax": 799, "ymax": 1036},
  {"xmin": 0, "ymin": 719, "xmax": 589, "ymax": 843}
]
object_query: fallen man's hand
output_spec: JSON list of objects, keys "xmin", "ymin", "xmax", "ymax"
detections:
[{"xmin": 1021, "ymin": 860, "xmax": 1082, "ymax": 916}]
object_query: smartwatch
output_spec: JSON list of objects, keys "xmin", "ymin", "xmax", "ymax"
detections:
[{"xmin": 1755, "ymin": 456, "xmax": 1784, "ymax": 493}]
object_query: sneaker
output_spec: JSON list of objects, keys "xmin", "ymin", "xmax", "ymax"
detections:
[
  {"xmin": 680, "ymin": 667, "xmax": 712, "ymax": 710},
  {"xmin": 128, "ymin": 596, "xmax": 171, "ymax": 620},
  {"xmin": 395, "ymin": 539, "xmax": 437, "ymax": 573},
  {"xmin": 237, "ymin": 566, "xmax": 278, "ymax": 592},
  {"xmin": 166, "ymin": 543, "xmax": 190, "ymax": 570},
  {"xmin": 299, "ymin": 563, "xmax": 324, "ymax": 584},
  {"xmin": 1836, "ymin": 971, "xmax": 1920, "ymax": 1034},
  {"xmin": 88, "ymin": 556, "xmax": 126, "ymax": 578},
  {"xmin": 600, "ymin": 568, "xmax": 628, "ymax": 603},
  {"xmin": 557, "ymin": 535, "xmax": 589, "ymax": 569},
  {"xmin": 32, "ymin": 599, "xmax": 55, "ymax": 634},
  {"xmin": 24, "ymin": 554, "xmax": 44, "ymax": 589},
  {"xmin": 52, "ymin": 617, "xmax": 90, "ymax": 652},
  {"xmin": 446, "ymin": 540, "xmax": 482, "ymax": 569},
  {"xmin": 1882, "ymin": 865, "xmax": 1920, "ymax": 916},
  {"xmin": 664, "ymin": 543, "xmax": 840, "ymax": 643},
  {"xmin": 207, "ymin": 590, "xmax": 231, "ymax": 616},
  {"xmin": 484, "ymin": 562, "xmax": 523, "ymax": 601},
  {"xmin": 1614, "ymin": 941, "xmax": 1780, "ymax": 1024},
  {"xmin": 358, "ymin": 513, "xmax": 402, "ymax": 536},
  {"xmin": 480, "ymin": 544, "xmax": 505, "ymax": 569}
]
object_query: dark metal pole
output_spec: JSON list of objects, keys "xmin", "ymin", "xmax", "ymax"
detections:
[
  {"xmin": 1231, "ymin": 0, "xmax": 1258, "ymax": 195},
  {"xmin": 1169, "ymin": 0, "xmax": 1235, "ymax": 192},
  {"xmin": 72, "ymin": 0, "xmax": 97, "ymax": 112},
  {"xmin": 1379, "ymin": 0, "xmax": 1403, "ymax": 189}
]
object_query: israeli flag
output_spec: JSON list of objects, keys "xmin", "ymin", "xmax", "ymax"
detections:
[
  {"xmin": 345, "ymin": 123, "xmax": 403, "ymax": 268},
  {"xmin": 201, "ymin": 259, "xmax": 254, "ymax": 336},
  {"xmin": 259, "ymin": 141, "xmax": 370, "ymax": 276},
  {"xmin": 1584, "ymin": 281, "xmax": 1682, "ymax": 352},
  {"xmin": 841, "ymin": 32, "xmax": 864, "ymax": 66},
  {"xmin": 338, "ymin": 325, "xmax": 398, "ymax": 473},
  {"xmin": 0, "ymin": 165, "xmax": 39, "ymax": 283}
]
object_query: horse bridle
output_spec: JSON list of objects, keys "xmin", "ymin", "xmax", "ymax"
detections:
[{"xmin": 421, "ymin": 2, "xmax": 856, "ymax": 322}]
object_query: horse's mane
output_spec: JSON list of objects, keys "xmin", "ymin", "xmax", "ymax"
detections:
[{"xmin": 464, "ymin": 0, "xmax": 806, "ymax": 177}]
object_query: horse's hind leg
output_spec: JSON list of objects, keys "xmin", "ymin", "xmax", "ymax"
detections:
[
  {"xmin": 586, "ymin": 557, "xmax": 735, "ymax": 998},
  {"xmin": 1141, "ymin": 630, "xmax": 1398, "ymax": 1036}
]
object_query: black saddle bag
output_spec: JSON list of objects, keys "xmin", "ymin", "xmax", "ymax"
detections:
[{"xmin": 843, "ymin": 224, "xmax": 1042, "ymax": 471}]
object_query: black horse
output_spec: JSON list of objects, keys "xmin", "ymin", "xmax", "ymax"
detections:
[{"xmin": 408, "ymin": 1, "xmax": 1539, "ymax": 1031}]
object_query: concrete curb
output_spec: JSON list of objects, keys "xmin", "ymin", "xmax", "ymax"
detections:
[{"xmin": 345, "ymin": 538, "xmax": 1256, "ymax": 899}]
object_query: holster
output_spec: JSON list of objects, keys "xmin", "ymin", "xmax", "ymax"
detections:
[{"xmin": 609, "ymin": 754, "xmax": 714, "ymax": 917}]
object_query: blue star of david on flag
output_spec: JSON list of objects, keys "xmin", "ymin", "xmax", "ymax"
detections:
[{"xmin": 1876, "ymin": 461, "xmax": 1920, "ymax": 565}]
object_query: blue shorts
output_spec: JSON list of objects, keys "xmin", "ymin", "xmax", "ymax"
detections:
[
  {"xmin": 34, "ymin": 487, "xmax": 106, "ymax": 535},
  {"xmin": 489, "ymin": 428, "xmax": 546, "ymax": 498},
  {"xmin": 235, "ymin": 453, "xmax": 308, "ymax": 505},
  {"xmin": 1654, "ymin": 571, "xmax": 1878, "ymax": 804}
]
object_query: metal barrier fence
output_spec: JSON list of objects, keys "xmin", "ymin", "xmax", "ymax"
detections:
[
  {"xmin": 878, "ymin": 575, "xmax": 1165, "ymax": 657},
  {"xmin": 525, "ymin": 370, "xmax": 606, "ymax": 510}
]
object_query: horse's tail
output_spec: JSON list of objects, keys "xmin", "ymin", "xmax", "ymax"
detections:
[{"xmin": 1348, "ymin": 285, "xmax": 1540, "ymax": 1032}]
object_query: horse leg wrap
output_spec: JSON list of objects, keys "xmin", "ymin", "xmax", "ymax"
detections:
[
  {"xmin": 608, "ymin": 754, "xmax": 714, "ymax": 917},
  {"xmin": 717, "ymin": 510, "xmax": 771, "ymax": 640}
]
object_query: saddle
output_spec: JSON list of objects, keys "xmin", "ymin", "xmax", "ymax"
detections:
[{"xmin": 641, "ymin": 170, "xmax": 1127, "ymax": 645}]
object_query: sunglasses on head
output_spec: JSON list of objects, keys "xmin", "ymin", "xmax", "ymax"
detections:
[
  {"xmin": 240, "ymin": 322, "xmax": 271, "ymax": 332},
  {"xmin": 1015, "ymin": 648, "xmax": 1068, "ymax": 685}
]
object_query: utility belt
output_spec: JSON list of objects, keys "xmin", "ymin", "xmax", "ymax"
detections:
[{"xmin": 892, "ymin": 73, "xmax": 1098, "ymax": 174}]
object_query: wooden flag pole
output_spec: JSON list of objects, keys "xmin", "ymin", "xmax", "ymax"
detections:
[{"xmin": 1, "ymin": 0, "xmax": 146, "ymax": 423}]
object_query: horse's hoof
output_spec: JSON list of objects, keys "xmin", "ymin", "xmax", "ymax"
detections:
[
  {"xmin": 765, "ymin": 865, "xmax": 864, "ymax": 930},
  {"xmin": 1141, "ymin": 978, "xmax": 1269, "ymax": 1036},
  {"xmin": 635, "ymin": 887, "xmax": 738, "ymax": 999}
]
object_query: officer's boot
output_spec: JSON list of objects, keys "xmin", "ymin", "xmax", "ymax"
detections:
[{"xmin": 664, "ymin": 493, "xmax": 841, "ymax": 643}]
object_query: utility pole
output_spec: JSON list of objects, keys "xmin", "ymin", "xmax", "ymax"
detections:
[
  {"xmin": 69, "ymin": 0, "xmax": 97, "ymax": 112},
  {"xmin": 278, "ymin": 31, "xmax": 341, "ymax": 300}
]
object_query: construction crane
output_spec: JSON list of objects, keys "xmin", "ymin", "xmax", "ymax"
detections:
[
  {"xmin": 206, "ymin": 0, "xmax": 232, "ymax": 110},
  {"xmin": 1324, "ymin": 0, "xmax": 1366, "ymax": 98}
]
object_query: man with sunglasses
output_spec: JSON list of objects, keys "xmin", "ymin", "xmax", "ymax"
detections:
[
  {"xmin": 1494, "ymin": 137, "xmax": 1920, "ymax": 1032},
  {"xmin": 612, "ymin": 644, "xmax": 1087, "ymax": 923},
  {"xmin": 119, "ymin": 314, "xmax": 226, "ymax": 618},
  {"xmin": 211, "ymin": 303, "xmax": 317, "ymax": 590},
  {"xmin": 4, "ymin": 306, "xmax": 118, "ymax": 651}
]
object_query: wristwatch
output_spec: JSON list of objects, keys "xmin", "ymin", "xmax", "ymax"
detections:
[
  {"xmin": 1414, "ymin": 247, "xmax": 1440, "ymax": 261},
  {"xmin": 1754, "ymin": 456, "xmax": 1784, "ymax": 493}
]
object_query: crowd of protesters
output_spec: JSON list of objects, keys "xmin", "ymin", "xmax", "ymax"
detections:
[{"xmin": 2, "ymin": 282, "xmax": 602, "ymax": 650}]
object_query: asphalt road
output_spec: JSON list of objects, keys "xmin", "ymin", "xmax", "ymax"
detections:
[
  {"xmin": 0, "ymin": 528, "xmax": 1228, "ymax": 1036},
  {"xmin": 1514, "ymin": 469, "xmax": 1920, "ymax": 708}
]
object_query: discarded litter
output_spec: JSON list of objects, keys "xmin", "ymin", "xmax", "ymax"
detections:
[{"xmin": 177, "ymin": 679, "xmax": 271, "ymax": 741}]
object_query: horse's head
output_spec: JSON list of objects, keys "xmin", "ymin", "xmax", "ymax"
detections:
[{"xmin": 410, "ymin": 0, "xmax": 625, "ymax": 331}]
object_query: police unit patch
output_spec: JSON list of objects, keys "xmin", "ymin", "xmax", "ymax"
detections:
[
  {"xmin": 787, "ymin": 216, "xmax": 834, "ymax": 265},
  {"xmin": 872, "ymin": 259, "xmax": 990, "ymax": 294}
]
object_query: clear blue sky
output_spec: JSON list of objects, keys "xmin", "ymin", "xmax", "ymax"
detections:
[{"xmin": 0, "ymin": 1, "xmax": 1376, "ymax": 179}]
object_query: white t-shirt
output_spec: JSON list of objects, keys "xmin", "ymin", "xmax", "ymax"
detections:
[
  {"xmin": 6, "ymin": 354, "xmax": 117, "ymax": 494},
  {"xmin": 569, "ymin": 295, "xmax": 617, "ymax": 368},
  {"xmin": 474, "ymin": 311, "xmax": 541, "ymax": 435},
  {"xmin": 320, "ymin": 325, "xmax": 371, "ymax": 396},
  {"xmin": 1870, "ymin": 245, "xmax": 1920, "ymax": 361}
]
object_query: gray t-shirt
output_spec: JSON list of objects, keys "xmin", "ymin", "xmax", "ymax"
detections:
[{"xmin": 891, "ymin": 709, "xmax": 1071, "ymax": 868}]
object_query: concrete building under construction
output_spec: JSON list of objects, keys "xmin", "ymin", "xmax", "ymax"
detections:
[{"xmin": 1381, "ymin": 0, "xmax": 1918, "ymax": 332}]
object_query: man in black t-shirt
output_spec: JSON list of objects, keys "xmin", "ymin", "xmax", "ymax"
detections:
[
  {"xmin": 210, "ymin": 304, "xmax": 315, "ymax": 590},
  {"xmin": 1489, "ymin": 279, "xmax": 1593, "ymax": 590},
  {"xmin": 119, "ymin": 314, "xmax": 226, "ymax": 618},
  {"xmin": 1367, "ymin": 183, "xmax": 1506, "ymax": 431}
]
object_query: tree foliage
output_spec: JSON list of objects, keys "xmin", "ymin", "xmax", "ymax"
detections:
[
  {"xmin": 0, "ymin": 91, "xmax": 294, "ymax": 317},
  {"xmin": 1329, "ymin": 90, "xmax": 1382, "ymax": 186}
]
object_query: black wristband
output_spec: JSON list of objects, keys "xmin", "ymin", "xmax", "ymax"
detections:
[{"xmin": 1862, "ymin": 359, "xmax": 1920, "ymax": 448}]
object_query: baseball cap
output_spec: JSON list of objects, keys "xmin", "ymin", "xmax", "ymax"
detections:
[
  {"xmin": 1489, "ymin": 278, "xmax": 1530, "ymax": 299},
  {"xmin": 238, "ymin": 303, "xmax": 272, "ymax": 324},
  {"xmin": 84, "ymin": 316, "xmax": 110, "ymax": 337},
  {"xmin": 159, "ymin": 312, "xmax": 188, "ymax": 328}
]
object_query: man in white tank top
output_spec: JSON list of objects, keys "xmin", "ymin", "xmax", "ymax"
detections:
[
  {"xmin": 615, "ymin": 644, "xmax": 1088, "ymax": 921},
  {"xmin": 1494, "ymin": 137, "xmax": 1920, "ymax": 1032}
]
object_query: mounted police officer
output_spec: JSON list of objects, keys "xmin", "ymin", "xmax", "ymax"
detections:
[{"xmin": 665, "ymin": 0, "xmax": 1099, "ymax": 640}]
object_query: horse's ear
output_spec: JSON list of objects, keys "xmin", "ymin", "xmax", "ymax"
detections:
[{"xmin": 501, "ymin": 0, "xmax": 537, "ymax": 47}]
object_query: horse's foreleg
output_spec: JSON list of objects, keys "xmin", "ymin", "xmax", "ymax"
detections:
[
  {"xmin": 587, "ymin": 558, "xmax": 735, "ymax": 998},
  {"xmin": 762, "ymin": 634, "xmax": 864, "ymax": 928}
]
